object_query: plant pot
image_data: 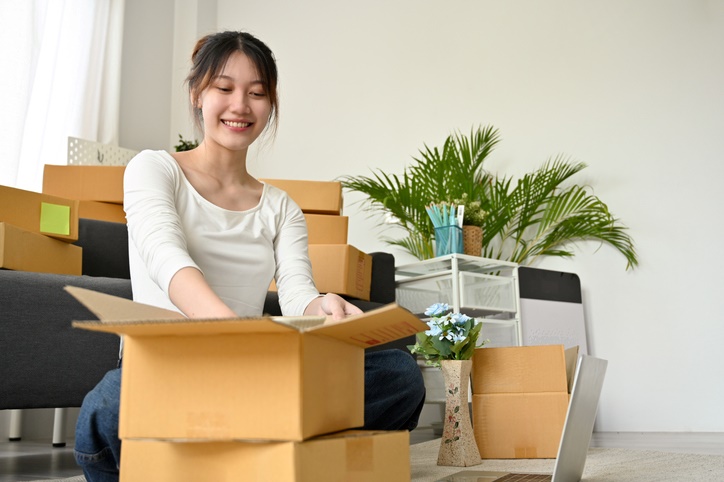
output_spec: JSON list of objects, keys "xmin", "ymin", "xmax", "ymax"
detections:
[
  {"xmin": 437, "ymin": 359, "xmax": 481, "ymax": 467},
  {"xmin": 462, "ymin": 225, "xmax": 483, "ymax": 256}
]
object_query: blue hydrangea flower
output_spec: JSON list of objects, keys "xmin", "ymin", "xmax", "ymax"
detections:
[
  {"xmin": 425, "ymin": 324, "xmax": 443, "ymax": 338},
  {"xmin": 424, "ymin": 303, "xmax": 450, "ymax": 317},
  {"xmin": 451, "ymin": 312, "xmax": 472, "ymax": 325}
]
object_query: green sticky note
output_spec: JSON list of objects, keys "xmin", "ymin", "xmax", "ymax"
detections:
[{"xmin": 40, "ymin": 202, "xmax": 71, "ymax": 236}]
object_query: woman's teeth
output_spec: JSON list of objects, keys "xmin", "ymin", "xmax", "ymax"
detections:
[{"xmin": 223, "ymin": 121, "xmax": 250, "ymax": 128}]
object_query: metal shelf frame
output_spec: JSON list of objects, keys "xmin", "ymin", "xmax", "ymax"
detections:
[{"xmin": 396, "ymin": 253, "xmax": 522, "ymax": 346}]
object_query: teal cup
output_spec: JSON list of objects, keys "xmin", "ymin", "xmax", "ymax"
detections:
[{"xmin": 434, "ymin": 225, "xmax": 463, "ymax": 257}]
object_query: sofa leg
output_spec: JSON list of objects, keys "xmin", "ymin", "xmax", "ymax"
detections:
[
  {"xmin": 52, "ymin": 408, "xmax": 67, "ymax": 447},
  {"xmin": 8, "ymin": 409, "xmax": 22, "ymax": 441}
]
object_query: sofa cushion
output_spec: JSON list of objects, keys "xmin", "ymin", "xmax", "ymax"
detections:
[{"xmin": 0, "ymin": 271, "xmax": 132, "ymax": 409}]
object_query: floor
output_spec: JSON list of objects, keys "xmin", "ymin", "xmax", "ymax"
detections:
[{"xmin": 0, "ymin": 428, "xmax": 439, "ymax": 481}]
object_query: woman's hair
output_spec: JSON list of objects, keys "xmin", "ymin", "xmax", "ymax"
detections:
[{"xmin": 186, "ymin": 31, "xmax": 279, "ymax": 135}]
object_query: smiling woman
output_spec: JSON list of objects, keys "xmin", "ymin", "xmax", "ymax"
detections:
[
  {"xmin": 73, "ymin": 30, "xmax": 426, "ymax": 482},
  {"xmin": 186, "ymin": 31, "xmax": 279, "ymax": 137}
]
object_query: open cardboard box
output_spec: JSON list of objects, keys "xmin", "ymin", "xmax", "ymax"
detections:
[
  {"xmin": 471, "ymin": 345, "xmax": 579, "ymax": 459},
  {"xmin": 120, "ymin": 430, "xmax": 410, "ymax": 482},
  {"xmin": 68, "ymin": 287, "xmax": 427, "ymax": 441}
]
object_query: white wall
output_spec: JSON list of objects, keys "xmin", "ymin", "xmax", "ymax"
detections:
[
  {"xmin": 210, "ymin": 0, "xmax": 724, "ymax": 434},
  {"xmin": 114, "ymin": 0, "xmax": 724, "ymax": 436}
]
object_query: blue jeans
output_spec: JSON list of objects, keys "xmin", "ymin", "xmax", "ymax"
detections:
[{"xmin": 75, "ymin": 349, "xmax": 425, "ymax": 482}]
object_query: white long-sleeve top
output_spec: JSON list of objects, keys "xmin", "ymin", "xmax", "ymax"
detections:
[{"xmin": 123, "ymin": 150, "xmax": 320, "ymax": 317}]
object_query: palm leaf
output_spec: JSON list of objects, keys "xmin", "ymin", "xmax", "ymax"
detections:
[{"xmin": 340, "ymin": 125, "xmax": 638, "ymax": 269}]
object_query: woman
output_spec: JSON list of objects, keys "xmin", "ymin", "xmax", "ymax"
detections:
[{"xmin": 74, "ymin": 31, "xmax": 425, "ymax": 481}]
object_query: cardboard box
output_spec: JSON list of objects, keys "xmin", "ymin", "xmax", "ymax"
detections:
[
  {"xmin": 261, "ymin": 179, "xmax": 343, "ymax": 215},
  {"xmin": 471, "ymin": 345, "xmax": 579, "ymax": 459},
  {"xmin": 42, "ymin": 165, "xmax": 126, "ymax": 204},
  {"xmin": 305, "ymin": 214, "xmax": 348, "ymax": 244},
  {"xmin": 269, "ymin": 244, "xmax": 372, "ymax": 300},
  {"xmin": 0, "ymin": 223, "xmax": 82, "ymax": 275},
  {"xmin": 309, "ymin": 244, "xmax": 371, "ymax": 300},
  {"xmin": 68, "ymin": 287, "xmax": 427, "ymax": 441},
  {"xmin": 0, "ymin": 185, "xmax": 79, "ymax": 242},
  {"xmin": 78, "ymin": 200, "xmax": 126, "ymax": 224},
  {"xmin": 120, "ymin": 430, "xmax": 410, "ymax": 482}
]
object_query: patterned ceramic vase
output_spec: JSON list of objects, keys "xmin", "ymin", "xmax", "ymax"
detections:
[{"xmin": 437, "ymin": 359, "xmax": 482, "ymax": 467}]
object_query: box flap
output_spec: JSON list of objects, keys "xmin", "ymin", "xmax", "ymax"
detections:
[
  {"xmin": 71, "ymin": 318, "xmax": 313, "ymax": 336},
  {"xmin": 309, "ymin": 303, "xmax": 427, "ymax": 348},
  {"xmin": 65, "ymin": 286, "xmax": 185, "ymax": 321},
  {"xmin": 66, "ymin": 285, "xmax": 330, "ymax": 336},
  {"xmin": 564, "ymin": 345, "xmax": 580, "ymax": 392}
]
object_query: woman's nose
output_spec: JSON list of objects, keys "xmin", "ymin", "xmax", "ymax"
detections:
[{"xmin": 231, "ymin": 93, "xmax": 251, "ymax": 113}]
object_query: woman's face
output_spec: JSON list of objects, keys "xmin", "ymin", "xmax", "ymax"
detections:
[{"xmin": 197, "ymin": 51, "xmax": 272, "ymax": 154}]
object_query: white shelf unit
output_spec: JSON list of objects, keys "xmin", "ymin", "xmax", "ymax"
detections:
[
  {"xmin": 395, "ymin": 253, "xmax": 522, "ymax": 348},
  {"xmin": 397, "ymin": 254, "xmax": 522, "ymax": 421}
]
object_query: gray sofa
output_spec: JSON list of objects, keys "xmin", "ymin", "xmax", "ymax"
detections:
[{"xmin": 0, "ymin": 218, "xmax": 401, "ymax": 412}]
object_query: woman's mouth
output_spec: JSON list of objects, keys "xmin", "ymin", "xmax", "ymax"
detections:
[{"xmin": 222, "ymin": 120, "xmax": 251, "ymax": 128}]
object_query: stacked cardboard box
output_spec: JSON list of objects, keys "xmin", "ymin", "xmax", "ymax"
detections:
[
  {"xmin": 262, "ymin": 178, "xmax": 373, "ymax": 301},
  {"xmin": 43, "ymin": 165, "xmax": 126, "ymax": 223},
  {"xmin": 69, "ymin": 286, "xmax": 426, "ymax": 481},
  {"xmin": 471, "ymin": 345, "xmax": 579, "ymax": 459},
  {"xmin": 0, "ymin": 185, "xmax": 81, "ymax": 275},
  {"xmin": 41, "ymin": 170, "xmax": 373, "ymax": 299}
]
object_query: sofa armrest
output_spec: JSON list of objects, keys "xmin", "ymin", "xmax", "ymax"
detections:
[
  {"xmin": 368, "ymin": 251, "xmax": 396, "ymax": 304},
  {"xmin": 0, "ymin": 271, "xmax": 132, "ymax": 409},
  {"xmin": 74, "ymin": 218, "xmax": 130, "ymax": 279}
]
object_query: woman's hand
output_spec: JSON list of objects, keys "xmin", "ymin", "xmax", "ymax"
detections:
[{"xmin": 305, "ymin": 293, "xmax": 363, "ymax": 321}]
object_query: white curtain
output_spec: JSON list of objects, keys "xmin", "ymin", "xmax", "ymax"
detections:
[{"xmin": 0, "ymin": 0, "xmax": 125, "ymax": 192}]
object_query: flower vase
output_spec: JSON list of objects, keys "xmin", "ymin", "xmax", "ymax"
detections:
[{"xmin": 437, "ymin": 359, "xmax": 481, "ymax": 467}]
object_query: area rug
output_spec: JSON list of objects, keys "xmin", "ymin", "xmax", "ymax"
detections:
[
  {"xmin": 32, "ymin": 439, "xmax": 724, "ymax": 482},
  {"xmin": 411, "ymin": 439, "xmax": 724, "ymax": 481}
]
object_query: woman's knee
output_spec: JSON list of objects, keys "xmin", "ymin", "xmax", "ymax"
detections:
[{"xmin": 75, "ymin": 369, "xmax": 122, "ymax": 456}]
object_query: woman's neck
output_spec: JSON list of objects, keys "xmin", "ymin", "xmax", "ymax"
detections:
[{"xmin": 184, "ymin": 141, "xmax": 254, "ymax": 187}]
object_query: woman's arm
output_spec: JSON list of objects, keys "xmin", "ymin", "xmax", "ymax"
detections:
[
  {"xmin": 125, "ymin": 152, "xmax": 236, "ymax": 318},
  {"xmin": 168, "ymin": 267, "xmax": 237, "ymax": 318}
]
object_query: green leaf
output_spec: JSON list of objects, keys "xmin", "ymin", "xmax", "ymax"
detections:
[{"xmin": 341, "ymin": 125, "xmax": 637, "ymax": 269}]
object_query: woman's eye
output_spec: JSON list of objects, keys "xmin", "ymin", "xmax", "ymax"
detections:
[
  {"xmin": 250, "ymin": 91, "xmax": 266, "ymax": 97},
  {"xmin": 217, "ymin": 87, "xmax": 232, "ymax": 92}
]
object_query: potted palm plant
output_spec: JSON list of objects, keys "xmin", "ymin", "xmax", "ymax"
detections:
[{"xmin": 339, "ymin": 125, "xmax": 638, "ymax": 269}]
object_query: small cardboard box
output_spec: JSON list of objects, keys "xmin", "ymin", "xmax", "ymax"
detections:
[
  {"xmin": 309, "ymin": 244, "xmax": 371, "ymax": 300},
  {"xmin": 269, "ymin": 244, "xmax": 372, "ymax": 301},
  {"xmin": 68, "ymin": 287, "xmax": 427, "ymax": 441},
  {"xmin": 471, "ymin": 345, "xmax": 579, "ymax": 459},
  {"xmin": 261, "ymin": 179, "xmax": 343, "ymax": 215},
  {"xmin": 0, "ymin": 185, "xmax": 79, "ymax": 242},
  {"xmin": 78, "ymin": 200, "xmax": 126, "ymax": 224},
  {"xmin": 120, "ymin": 430, "xmax": 410, "ymax": 482},
  {"xmin": 42, "ymin": 165, "xmax": 126, "ymax": 204},
  {"xmin": 0, "ymin": 222, "xmax": 82, "ymax": 275},
  {"xmin": 305, "ymin": 214, "xmax": 348, "ymax": 244}
]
